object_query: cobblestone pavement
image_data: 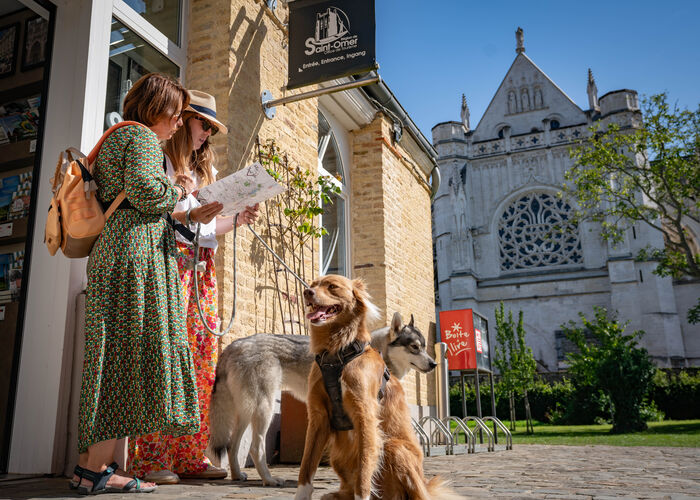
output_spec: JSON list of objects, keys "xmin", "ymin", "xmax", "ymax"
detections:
[{"xmin": 1, "ymin": 445, "xmax": 698, "ymax": 499}]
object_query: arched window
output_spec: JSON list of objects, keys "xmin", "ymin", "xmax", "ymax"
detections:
[
  {"xmin": 498, "ymin": 192, "xmax": 582, "ymax": 270},
  {"xmin": 318, "ymin": 111, "xmax": 349, "ymax": 276},
  {"xmin": 550, "ymin": 120, "xmax": 561, "ymax": 130}
]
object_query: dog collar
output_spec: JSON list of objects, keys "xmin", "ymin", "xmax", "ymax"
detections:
[{"xmin": 315, "ymin": 340, "xmax": 391, "ymax": 431}]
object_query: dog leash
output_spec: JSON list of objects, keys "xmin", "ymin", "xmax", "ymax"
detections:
[{"xmin": 191, "ymin": 216, "xmax": 310, "ymax": 337}]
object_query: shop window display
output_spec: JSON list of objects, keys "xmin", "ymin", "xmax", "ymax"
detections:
[{"xmin": 0, "ymin": 1, "xmax": 52, "ymax": 474}]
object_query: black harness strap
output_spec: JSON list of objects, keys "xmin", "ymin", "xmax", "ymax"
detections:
[
  {"xmin": 315, "ymin": 340, "xmax": 391, "ymax": 431},
  {"xmin": 98, "ymin": 196, "xmax": 195, "ymax": 242}
]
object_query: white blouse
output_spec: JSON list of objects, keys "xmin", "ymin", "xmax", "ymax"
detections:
[{"xmin": 165, "ymin": 155, "xmax": 219, "ymax": 250}]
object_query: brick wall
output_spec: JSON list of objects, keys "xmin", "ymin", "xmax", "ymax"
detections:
[
  {"xmin": 351, "ymin": 114, "xmax": 437, "ymax": 408},
  {"xmin": 186, "ymin": 0, "xmax": 319, "ymax": 346}
]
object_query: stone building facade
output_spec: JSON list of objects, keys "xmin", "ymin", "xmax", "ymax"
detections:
[{"xmin": 432, "ymin": 30, "xmax": 699, "ymax": 372}]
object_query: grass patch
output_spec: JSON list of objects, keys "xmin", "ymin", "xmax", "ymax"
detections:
[{"xmin": 450, "ymin": 419, "xmax": 700, "ymax": 447}]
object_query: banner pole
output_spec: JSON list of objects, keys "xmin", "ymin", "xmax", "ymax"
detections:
[{"xmin": 261, "ymin": 75, "xmax": 380, "ymax": 119}]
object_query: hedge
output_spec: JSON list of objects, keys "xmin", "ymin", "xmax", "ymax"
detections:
[{"xmin": 448, "ymin": 369, "xmax": 700, "ymax": 423}]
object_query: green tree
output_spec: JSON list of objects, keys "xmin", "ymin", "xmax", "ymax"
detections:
[
  {"xmin": 562, "ymin": 307, "xmax": 655, "ymax": 433},
  {"xmin": 563, "ymin": 93, "xmax": 700, "ymax": 322},
  {"xmin": 493, "ymin": 302, "xmax": 537, "ymax": 433}
]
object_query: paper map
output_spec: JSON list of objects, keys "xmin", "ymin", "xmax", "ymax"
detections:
[{"xmin": 196, "ymin": 162, "xmax": 285, "ymax": 216}]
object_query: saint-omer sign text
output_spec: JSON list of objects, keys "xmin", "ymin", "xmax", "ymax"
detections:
[{"xmin": 288, "ymin": 0, "xmax": 377, "ymax": 90}]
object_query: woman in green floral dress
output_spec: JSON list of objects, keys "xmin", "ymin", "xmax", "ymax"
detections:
[{"xmin": 71, "ymin": 74, "xmax": 199, "ymax": 495}]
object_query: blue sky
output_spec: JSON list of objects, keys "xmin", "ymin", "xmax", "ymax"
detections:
[{"xmin": 374, "ymin": 1, "xmax": 700, "ymax": 140}]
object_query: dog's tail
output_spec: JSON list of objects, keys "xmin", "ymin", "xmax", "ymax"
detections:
[
  {"xmin": 206, "ymin": 371, "xmax": 232, "ymax": 467},
  {"xmin": 426, "ymin": 475, "xmax": 463, "ymax": 500}
]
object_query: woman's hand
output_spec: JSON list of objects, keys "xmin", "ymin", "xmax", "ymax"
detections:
[
  {"xmin": 190, "ymin": 202, "xmax": 223, "ymax": 224},
  {"xmin": 174, "ymin": 174, "xmax": 195, "ymax": 196},
  {"xmin": 236, "ymin": 204, "xmax": 260, "ymax": 226}
]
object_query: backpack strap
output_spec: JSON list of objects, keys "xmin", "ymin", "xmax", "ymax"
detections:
[
  {"xmin": 86, "ymin": 120, "xmax": 149, "ymax": 167},
  {"xmin": 104, "ymin": 191, "xmax": 127, "ymax": 221},
  {"xmin": 50, "ymin": 151, "xmax": 71, "ymax": 195}
]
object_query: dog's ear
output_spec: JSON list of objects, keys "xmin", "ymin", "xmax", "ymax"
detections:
[
  {"xmin": 352, "ymin": 278, "xmax": 381, "ymax": 321},
  {"xmin": 389, "ymin": 311, "xmax": 402, "ymax": 342},
  {"xmin": 409, "ymin": 314, "xmax": 415, "ymax": 328}
]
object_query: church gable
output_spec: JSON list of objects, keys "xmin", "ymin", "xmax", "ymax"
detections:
[{"xmin": 472, "ymin": 53, "xmax": 587, "ymax": 142}]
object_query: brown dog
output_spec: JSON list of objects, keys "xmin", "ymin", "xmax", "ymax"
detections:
[{"xmin": 294, "ymin": 275, "xmax": 460, "ymax": 500}]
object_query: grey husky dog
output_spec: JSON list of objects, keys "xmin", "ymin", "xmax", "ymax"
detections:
[{"xmin": 208, "ymin": 312, "xmax": 436, "ymax": 486}]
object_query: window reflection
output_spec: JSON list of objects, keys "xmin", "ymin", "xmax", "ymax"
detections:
[
  {"xmin": 104, "ymin": 18, "xmax": 179, "ymax": 129},
  {"xmin": 318, "ymin": 112, "xmax": 343, "ymax": 181},
  {"xmin": 123, "ymin": 0, "xmax": 182, "ymax": 45},
  {"xmin": 321, "ymin": 196, "xmax": 346, "ymax": 275},
  {"xmin": 318, "ymin": 111, "xmax": 347, "ymax": 276}
]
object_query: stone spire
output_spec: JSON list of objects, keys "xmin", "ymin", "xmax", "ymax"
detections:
[
  {"xmin": 515, "ymin": 27, "xmax": 525, "ymax": 54},
  {"xmin": 460, "ymin": 94, "xmax": 470, "ymax": 132},
  {"xmin": 587, "ymin": 68, "xmax": 599, "ymax": 111}
]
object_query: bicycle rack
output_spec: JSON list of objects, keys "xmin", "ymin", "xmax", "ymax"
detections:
[
  {"xmin": 417, "ymin": 416, "xmax": 452, "ymax": 456},
  {"xmin": 482, "ymin": 416, "xmax": 513, "ymax": 450},
  {"xmin": 461, "ymin": 416, "xmax": 495, "ymax": 452},
  {"xmin": 411, "ymin": 418, "xmax": 430, "ymax": 457},
  {"xmin": 442, "ymin": 416, "xmax": 475, "ymax": 454}
]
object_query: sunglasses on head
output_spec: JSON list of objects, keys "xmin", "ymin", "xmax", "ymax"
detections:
[{"xmin": 193, "ymin": 115, "xmax": 219, "ymax": 136}]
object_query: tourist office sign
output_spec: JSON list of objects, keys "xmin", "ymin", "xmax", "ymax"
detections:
[
  {"xmin": 287, "ymin": 0, "xmax": 377, "ymax": 89},
  {"xmin": 438, "ymin": 309, "xmax": 491, "ymax": 372}
]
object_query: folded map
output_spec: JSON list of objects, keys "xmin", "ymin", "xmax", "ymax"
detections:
[{"xmin": 196, "ymin": 162, "xmax": 286, "ymax": 216}]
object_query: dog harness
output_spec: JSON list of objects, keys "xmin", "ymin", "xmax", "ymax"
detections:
[{"xmin": 315, "ymin": 339, "xmax": 391, "ymax": 431}]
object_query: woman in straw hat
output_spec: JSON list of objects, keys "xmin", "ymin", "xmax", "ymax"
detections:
[{"xmin": 128, "ymin": 90, "xmax": 259, "ymax": 484}]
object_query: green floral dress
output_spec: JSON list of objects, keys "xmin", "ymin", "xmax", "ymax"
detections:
[{"xmin": 78, "ymin": 125, "xmax": 199, "ymax": 453}]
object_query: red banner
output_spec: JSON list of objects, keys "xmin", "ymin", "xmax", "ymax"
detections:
[{"xmin": 439, "ymin": 309, "xmax": 477, "ymax": 370}]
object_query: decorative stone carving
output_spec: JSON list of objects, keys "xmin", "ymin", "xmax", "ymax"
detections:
[
  {"xmin": 521, "ymin": 88, "xmax": 530, "ymax": 112},
  {"xmin": 498, "ymin": 192, "xmax": 582, "ymax": 270},
  {"xmin": 515, "ymin": 27, "xmax": 524, "ymax": 54},
  {"xmin": 508, "ymin": 91, "xmax": 517, "ymax": 114},
  {"xmin": 587, "ymin": 68, "xmax": 599, "ymax": 111},
  {"xmin": 473, "ymin": 237, "xmax": 482, "ymax": 260},
  {"xmin": 461, "ymin": 94, "xmax": 470, "ymax": 131},
  {"xmin": 534, "ymin": 87, "xmax": 543, "ymax": 108}
]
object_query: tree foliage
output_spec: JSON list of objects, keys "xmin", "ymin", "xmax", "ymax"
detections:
[
  {"xmin": 259, "ymin": 139, "xmax": 342, "ymax": 245},
  {"xmin": 563, "ymin": 93, "xmax": 700, "ymax": 321},
  {"xmin": 494, "ymin": 302, "xmax": 537, "ymax": 433},
  {"xmin": 562, "ymin": 307, "xmax": 655, "ymax": 433}
]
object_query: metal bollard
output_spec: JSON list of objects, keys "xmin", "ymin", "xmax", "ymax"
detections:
[{"xmin": 435, "ymin": 342, "xmax": 449, "ymax": 421}]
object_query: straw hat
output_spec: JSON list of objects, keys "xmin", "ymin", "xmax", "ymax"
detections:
[{"xmin": 185, "ymin": 90, "xmax": 228, "ymax": 135}]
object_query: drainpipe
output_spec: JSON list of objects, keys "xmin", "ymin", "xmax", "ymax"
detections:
[{"xmin": 356, "ymin": 74, "xmax": 442, "ymax": 200}]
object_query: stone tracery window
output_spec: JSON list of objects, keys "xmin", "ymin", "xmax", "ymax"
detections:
[{"xmin": 498, "ymin": 192, "xmax": 582, "ymax": 270}]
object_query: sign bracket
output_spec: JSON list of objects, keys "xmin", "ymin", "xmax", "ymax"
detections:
[{"xmin": 261, "ymin": 74, "xmax": 380, "ymax": 120}]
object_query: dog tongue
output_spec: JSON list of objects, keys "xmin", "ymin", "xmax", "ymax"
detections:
[{"xmin": 307, "ymin": 306, "xmax": 329, "ymax": 321}]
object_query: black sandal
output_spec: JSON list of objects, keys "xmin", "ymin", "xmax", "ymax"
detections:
[
  {"xmin": 69, "ymin": 464, "xmax": 86, "ymax": 489},
  {"xmin": 76, "ymin": 462, "xmax": 157, "ymax": 495}
]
